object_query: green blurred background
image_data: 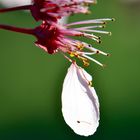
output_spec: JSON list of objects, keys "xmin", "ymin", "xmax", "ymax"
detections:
[{"xmin": 0, "ymin": 0, "xmax": 140, "ymax": 139}]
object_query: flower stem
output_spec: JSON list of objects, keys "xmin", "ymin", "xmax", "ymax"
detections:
[
  {"xmin": 0, "ymin": 24, "xmax": 34, "ymax": 35},
  {"xmin": 0, "ymin": 5, "xmax": 31, "ymax": 13}
]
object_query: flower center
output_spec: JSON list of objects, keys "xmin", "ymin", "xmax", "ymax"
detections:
[{"xmin": 34, "ymin": 24, "xmax": 60, "ymax": 54}]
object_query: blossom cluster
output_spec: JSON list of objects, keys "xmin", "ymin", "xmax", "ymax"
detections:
[{"xmin": 0, "ymin": 0, "xmax": 113, "ymax": 136}]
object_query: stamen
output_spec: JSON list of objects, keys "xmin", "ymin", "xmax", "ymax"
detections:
[
  {"xmin": 73, "ymin": 25, "xmax": 105, "ymax": 30},
  {"xmin": 82, "ymin": 54, "xmax": 104, "ymax": 67},
  {"xmin": 76, "ymin": 42, "xmax": 84, "ymax": 50},
  {"xmin": 84, "ymin": 45, "xmax": 108, "ymax": 56},
  {"xmin": 77, "ymin": 55, "xmax": 89, "ymax": 66},
  {"xmin": 82, "ymin": 52, "xmax": 96, "ymax": 55},
  {"xmin": 95, "ymin": 18, "xmax": 115, "ymax": 22},
  {"xmin": 83, "ymin": 33, "xmax": 101, "ymax": 43},
  {"xmin": 79, "ymin": 29, "xmax": 112, "ymax": 35},
  {"xmin": 66, "ymin": 18, "xmax": 114, "ymax": 27},
  {"xmin": 66, "ymin": 19, "xmax": 106, "ymax": 27}
]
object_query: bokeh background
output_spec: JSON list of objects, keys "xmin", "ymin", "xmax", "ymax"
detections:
[{"xmin": 0, "ymin": 0, "xmax": 140, "ymax": 139}]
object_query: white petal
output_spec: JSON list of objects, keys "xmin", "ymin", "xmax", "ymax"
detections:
[
  {"xmin": 61, "ymin": 63, "xmax": 99, "ymax": 136},
  {"xmin": 0, "ymin": 0, "xmax": 31, "ymax": 7}
]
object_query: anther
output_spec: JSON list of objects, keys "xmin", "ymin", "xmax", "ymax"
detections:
[
  {"xmin": 107, "ymin": 53, "xmax": 111, "ymax": 57},
  {"xmin": 102, "ymin": 64, "xmax": 107, "ymax": 68},
  {"xmin": 83, "ymin": 60, "xmax": 89, "ymax": 67},
  {"xmin": 77, "ymin": 121, "xmax": 80, "ymax": 123},
  {"xmin": 98, "ymin": 40, "xmax": 102, "ymax": 44},
  {"xmin": 111, "ymin": 18, "xmax": 115, "ymax": 21},
  {"xmin": 102, "ymin": 25, "xmax": 106, "ymax": 28},
  {"xmin": 96, "ymin": 50, "xmax": 99, "ymax": 54},
  {"xmin": 98, "ymin": 36, "xmax": 101, "ymax": 40},
  {"xmin": 89, "ymin": 81, "xmax": 92, "ymax": 86},
  {"xmin": 108, "ymin": 32, "xmax": 112, "ymax": 36},
  {"xmin": 88, "ymin": 44, "xmax": 92, "ymax": 47},
  {"xmin": 86, "ymin": 11, "xmax": 91, "ymax": 14},
  {"xmin": 76, "ymin": 43, "xmax": 84, "ymax": 50}
]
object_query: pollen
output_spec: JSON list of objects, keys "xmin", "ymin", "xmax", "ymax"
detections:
[
  {"xmin": 77, "ymin": 55, "xmax": 90, "ymax": 66},
  {"xmin": 69, "ymin": 52, "xmax": 75, "ymax": 57},
  {"xmin": 76, "ymin": 42, "xmax": 84, "ymax": 50},
  {"xmin": 89, "ymin": 81, "xmax": 92, "ymax": 86},
  {"xmin": 86, "ymin": 10, "xmax": 91, "ymax": 14},
  {"xmin": 83, "ymin": 60, "xmax": 89, "ymax": 67}
]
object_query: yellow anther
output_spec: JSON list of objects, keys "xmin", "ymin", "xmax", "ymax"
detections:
[
  {"xmin": 68, "ymin": 51, "xmax": 90, "ymax": 67},
  {"xmin": 77, "ymin": 55, "xmax": 86, "ymax": 61},
  {"xmin": 86, "ymin": 10, "xmax": 91, "ymax": 14},
  {"xmin": 89, "ymin": 81, "xmax": 92, "ymax": 86},
  {"xmin": 83, "ymin": 60, "xmax": 89, "ymax": 67},
  {"xmin": 76, "ymin": 42, "xmax": 84, "ymax": 50},
  {"xmin": 69, "ymin": 52, "xmax": 75, "ymax": 57},
  {"xmin": 83, "ymin": 2, "xmax": 90, "ymax": 6},
  {"xmin": 77, "ymin": 55, "xmax": 90, "ymax": 66}
]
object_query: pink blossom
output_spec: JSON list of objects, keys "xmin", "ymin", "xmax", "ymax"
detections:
[
  {"xmin": 0, "ymin": 0, "xmax": 97, "ymax": 22},
  {"xmin": 0, "ymin": 17, "xmax": 114, "ymax": 66},
  {"xmin": 31, "ymin": 0, "xmax": 97, "ymax": 21}
]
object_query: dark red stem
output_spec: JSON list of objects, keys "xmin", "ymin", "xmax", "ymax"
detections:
[
  {"xmin": 0, "ymin": 24, "xmax": 34, "ymax": 35},
  {"xmin": 0, "ymin": 5, "xmax": 31, "ymax": 13}
]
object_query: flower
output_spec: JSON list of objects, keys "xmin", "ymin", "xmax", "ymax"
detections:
[
  {"xmin": 0, "ymin": 0, "xmax": 97, "ymax": 22},
  {"xmin": 0, "ymin": 17, "xmax": 113, "ymax": 66},
  {"xmin": 30, "ymin": 0, "xmax": 97, "ymax": 21},
  {"xmin": 62, "ymin": 62, "xmax": 99, "ymax": 136}
]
